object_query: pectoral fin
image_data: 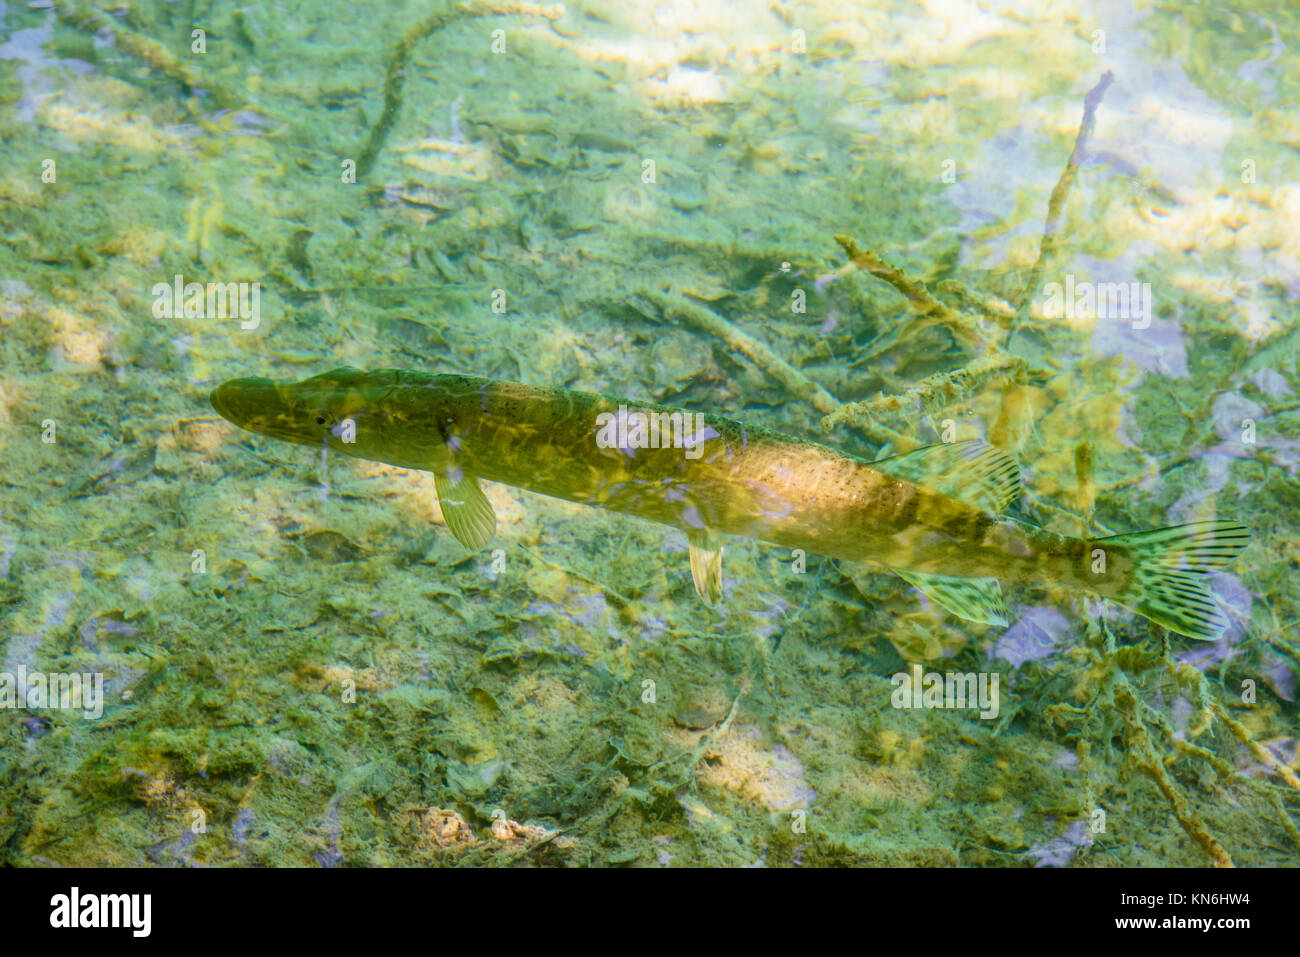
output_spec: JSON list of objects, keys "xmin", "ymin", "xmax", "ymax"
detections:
[
  {"xmin": 686, "ymin": 530, "xmax": 724, "ymax": 604},
  {"xmin": 895, "ymin": 570, "xmax": 1009, "ymax": 626},
  {"xmin": 433, "ymin": 469, "xmax": 496, "ymax": 549}
]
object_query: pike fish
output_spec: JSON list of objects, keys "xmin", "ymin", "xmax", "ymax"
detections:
[{"xmin": 210, "ymin": 368, "xmax": 1251, "ymax": 640}]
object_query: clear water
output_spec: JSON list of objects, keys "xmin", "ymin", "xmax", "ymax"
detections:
[{"xmin": 0, "ymin": 0, "xmax": 1296, "ymax": 867}]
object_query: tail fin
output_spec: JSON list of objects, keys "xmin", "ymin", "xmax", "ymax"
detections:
[{"xmin": 1098, "ymin": 521, "xmax": 1251, "ymax": 640}]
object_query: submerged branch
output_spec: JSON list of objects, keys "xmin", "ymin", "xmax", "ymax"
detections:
[
  {"xmin": 1017, "ymin": 71, "xmax": 1115, "ymax": 313},
  {"xmin": 356, "ymin": 1, "xmax": 566, "ymax": 178},
  {"xmin": 819, "ymin": 354, "xmax": 1027, "ymax": 437},
  {"xmin": 834, "ymin": 235, "xmax": 985, "ymax": 350},
  {"xmin": 635, "ymin": 289, "xmax": 843, "ymax": 417},
  {"xmin": 57, "ymin": 2, "xmax": 246, "ymax": 111}
]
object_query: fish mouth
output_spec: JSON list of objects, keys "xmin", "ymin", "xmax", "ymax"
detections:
[
  {"xmin": 209, "ymin": 380, "xmax": 237, "ymax": 422},
  {"xmin": 209, "ymin": 378, "xmax": 256, "ymax": 426},
  {"xmin": 210, "ymin": 376, "xmax": 287, "ymax": 431},
  {"xmin": 211, "ymin": 376, "xmax": 326, "ymax": 448}
]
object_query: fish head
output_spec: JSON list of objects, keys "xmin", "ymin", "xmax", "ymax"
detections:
[{"xmin": 211, "ymin": 367, "xmax": 450, "ymax": 470}]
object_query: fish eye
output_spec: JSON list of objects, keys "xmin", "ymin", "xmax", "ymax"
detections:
[{"xmin": 314, "ymin": 415, "xmax": 326, "ymax": 425}]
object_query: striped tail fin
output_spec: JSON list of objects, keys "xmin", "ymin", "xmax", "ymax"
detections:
[{"xmin": 1098, "ymin": 521, "xmax": 1251, "ymax": 640}]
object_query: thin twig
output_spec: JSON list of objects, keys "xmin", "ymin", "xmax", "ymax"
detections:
[
  {"xmin": 636, "ymin": 289, "xmax": 843, "ymax": 417},
  {"xmin": 820, "ymin": 353, "xmax": 1027, "ymax": 434},
  {"xmin": 834, "ymin": 236, "xmax": 984, "ymax": 349},
  {"xmin": 356, "ymin": 1, "xmax": 565, "ymax": 178},
  {"xmin": 1018, "ymin": 71, "xmax": 1115, "ymax": 313}
]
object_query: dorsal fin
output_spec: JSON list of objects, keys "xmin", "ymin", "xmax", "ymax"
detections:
[{"xmin": 874, "ymin": 439, "xmax": 1022, "ymax": 513}]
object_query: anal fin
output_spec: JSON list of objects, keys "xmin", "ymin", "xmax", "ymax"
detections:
[
  {"xmin": 434, "ymin": 469, "xmax": 496, "ymax": 549},
  {"xmin": 896, "ymin": 569, "xmax": 1009, "ymax": 626},
  {"xmin": 687, "ymin": 530, "xmax": 724, "ymax": 604}
]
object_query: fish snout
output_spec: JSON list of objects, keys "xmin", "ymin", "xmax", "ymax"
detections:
[
  {"xmin": 210, "ymin": 376, "xmax": 273, "ymax": 428},
  {"xmin": 209, "ymin": 380, "xmax": 239, "ymax": 423}
]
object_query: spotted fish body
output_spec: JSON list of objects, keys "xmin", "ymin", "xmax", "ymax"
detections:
[{"xmin": 210, "ymin": 368, "xmax": 1250, "ymax": 639}]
